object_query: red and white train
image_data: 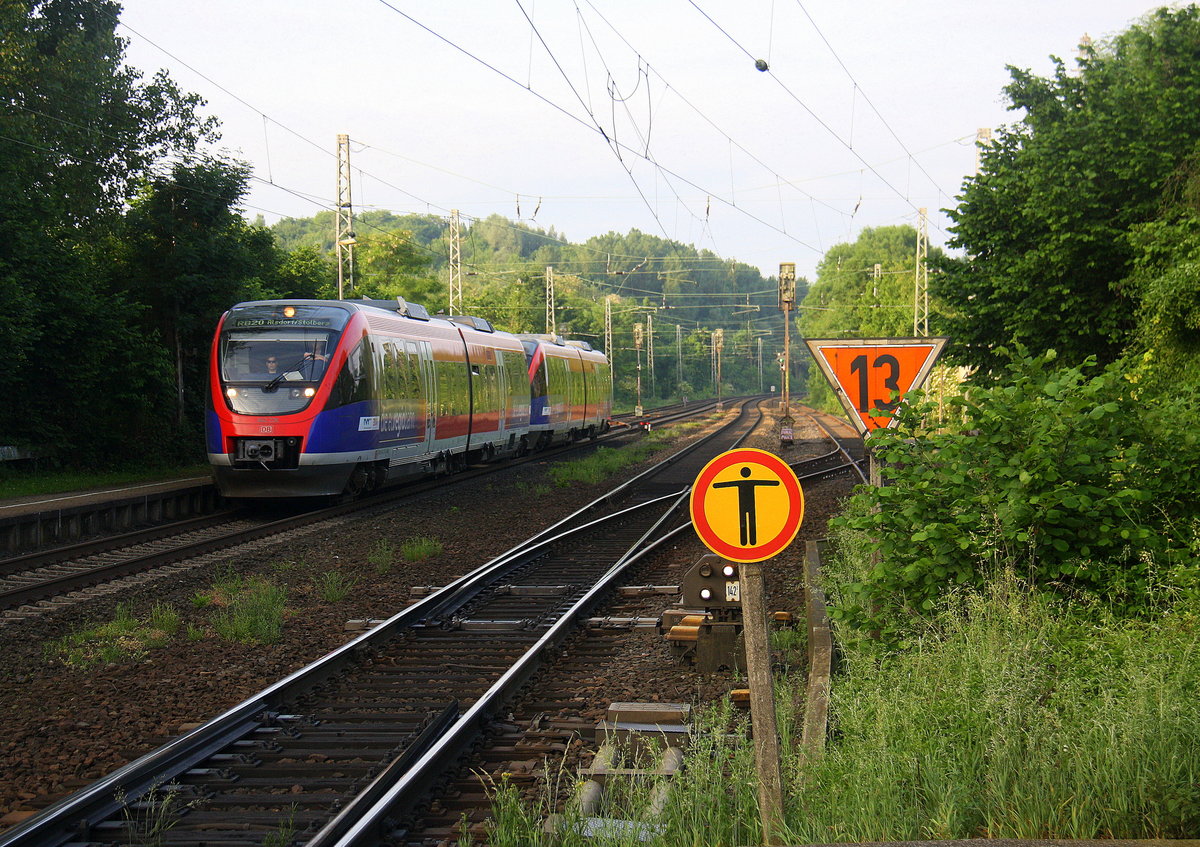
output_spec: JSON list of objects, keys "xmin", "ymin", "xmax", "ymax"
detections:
[{"xmin": 205, "ymin": 298, "xmax": 611, "ymax": 499}]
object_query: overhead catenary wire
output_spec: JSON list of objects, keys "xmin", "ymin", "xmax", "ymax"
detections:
[
  {"xmin": 372, "ymin": 0, "xmax": 824, "ymax": 256},
  {"xmin": 684, "ymin": 0, "xmax": 950, "ymax": 237},
  {"xmin": 105, "ymin": 1, "xmax": 964, "ymax": 286},
  {"xmin": 513, "ymin": 0, "xmax": 675, "ymax": 242},
  {"xmin": 109, "ymin": 2, "xmax": 808, "ymax": 281}
]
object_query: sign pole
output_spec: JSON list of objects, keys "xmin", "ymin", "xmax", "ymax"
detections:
[
  {"xmin": 690, "ymin": 448, "xmax": 804, "ymax": 846},
  {"xmin": 740, "ymin": 559, "xmax": 785, "ymax": 846},
  {"xmin": 778, "ymin": 263, "xmax": 796, "ymax": 448}
]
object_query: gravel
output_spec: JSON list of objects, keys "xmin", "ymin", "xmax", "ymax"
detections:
[{"xmin": 0, "ymin": 406, "xmax": 856, "ymax": 830}]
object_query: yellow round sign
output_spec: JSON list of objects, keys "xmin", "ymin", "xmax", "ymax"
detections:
[{"xmin": 689, "ymin": 448, "xmax": 804, "ymax": 562}]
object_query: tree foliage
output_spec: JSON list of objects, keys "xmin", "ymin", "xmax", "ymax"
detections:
[
  {"xmin": 0, "ymin": 1, "xmax": 325, "ymax": 466},
  {"xmin": 830, "ymin": 351, "xmax": 1200, "ymax": 645},
  {"xmin": 799, "ymin": 225, "xmax": 938, "ymax": 410},
  {"xmin": 934, "ymin": 7, "xmax": 1200, "ymax": 371}
]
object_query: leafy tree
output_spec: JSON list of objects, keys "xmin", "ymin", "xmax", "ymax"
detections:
[
  {"xmin": 115, "ymin": 158, "xmax": 329, "ymax": 460},
  {"xmin": 347, "ymin": 230, "xmax": 441, "ymax": 305},
  {"xmin": 119, "ymin": 156, "xmax": 290, "ymax": 438},
  {"xmin": 934, "ymin": 7, "xmax": 1200, "ymax": 371},
  {"xmin": 799, "ymin": 225, "xmax": 937, "ymax": 409},
  {"xmin": 830, "ymin": 350, "xmax": 1200, "ymax": 645},
  {"xmin": 0, "ymin": 0, "xmax": 215, "ymax": 462},
  {"xmin": 1124, "ymin": 151, "xmax": 1200, "ymax": 390}
]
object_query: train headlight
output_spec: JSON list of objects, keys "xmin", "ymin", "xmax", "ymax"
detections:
[
  {"xmin": 722, "ymin": 564, "xmax": 737, "ymax": 578},
  {"xmin": 304, "ymin": 387, "xmax": 316, "ymax": 397},
  {"xmin": 700, "ymin": 588, "xmax": 713, "ymax": 601},
  {"xmin": 226, "ymin": 388, "xmax": 238, "ymax": 399}
]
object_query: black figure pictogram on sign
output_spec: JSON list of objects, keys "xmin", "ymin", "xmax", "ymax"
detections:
[{"xmin": 711, "ymin": 466, "xmax": 781, "ymax": 546}]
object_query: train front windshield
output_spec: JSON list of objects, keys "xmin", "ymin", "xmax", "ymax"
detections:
[{"xmin": 218, "ymin": 306, "xmax": 347, "ymax": 415}]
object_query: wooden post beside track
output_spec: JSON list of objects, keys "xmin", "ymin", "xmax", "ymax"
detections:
[{"xmin": 741, "ymin": 560, "xmax": 785, "ymax": 846}]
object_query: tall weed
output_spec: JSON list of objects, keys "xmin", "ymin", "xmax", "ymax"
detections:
[{"xmin": 790, "ymin": 583, "xmax": 1200, "ymax": 840}]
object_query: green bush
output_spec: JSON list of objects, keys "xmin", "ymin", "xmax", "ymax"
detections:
[{"xmin": 829, "ymin": 351, "xmax": 1200, "ymax": 642}]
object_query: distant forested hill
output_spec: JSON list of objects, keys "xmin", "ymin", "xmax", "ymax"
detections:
[
  {"xmin": 270, "ymin": 210, "xmax": 800, "ymax": 407},
  {"xmin": 271, "ymin": 210, "xmax": 798, "ymax": 331}
]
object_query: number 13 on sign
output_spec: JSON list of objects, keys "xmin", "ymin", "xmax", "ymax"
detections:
[{"xmin": 806, "ymin": 337, "xmax": 948, "ymax": 435}]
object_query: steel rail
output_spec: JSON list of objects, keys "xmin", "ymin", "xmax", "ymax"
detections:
[
  {"xmin": 0, "ymin": 399, "xmax": 761, "ymax": 847},
  {"xmin": 802, "ymin": 409, "xmax": 868, "ymax": 484},
  {"xmin": 0, "ymin": 512, "xmax": 240, "ymax": 577},
  {"xmin": 317, "ymin": 403, "xmax": 762, "ymax": 846}
]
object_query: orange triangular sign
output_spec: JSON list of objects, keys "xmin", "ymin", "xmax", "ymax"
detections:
[{"xmin": 805, "ymin": 337, "xmax": 948, "ymax": 435}]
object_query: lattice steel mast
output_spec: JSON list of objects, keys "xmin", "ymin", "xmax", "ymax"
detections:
[{"xmin": 335, "ymin": 134, "xmax": 356, "ymax": 299}]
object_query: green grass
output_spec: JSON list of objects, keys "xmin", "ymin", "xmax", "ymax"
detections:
[
  {"xmin": 0, "ymin": 464, "xmax": 210, "ymax": 499},
  {"xmin": 401, "ymin": 536, "xmax": 443, "ymax": 562},
  {"xmin": 367, "ymin": 539, "xmax": 396, "ymax": 574},
  {"xmin": 209, "ymin": 576, "xmax": 288, "ymax": 644},
  {"xmin": 547, "ymin": 429, "xmax": 676, "ymax": 487},
  {"xmin": 484, "ymin": 699, "xmax": 770, "ymax": 846},
  {"xmin": 46, "ymin": 601, "xmax": 180, "ymax": 668},
  {"xmin": 314, "ymin": 569, "xmax": 356, "ymax": 602},
  {"xmin": 787, "ymin": 581, "xmax": 1200, "ymax": 841},
  {"xmin": 262, "ymin": 805, "xmax": 299, "ymax": 847}
]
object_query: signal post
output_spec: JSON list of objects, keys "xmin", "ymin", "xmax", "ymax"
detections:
[
  {"xmin": 690, "ymin": 448, "xmax": 804, "ymax": 846},
  {"xmin": 778, "ymin": 263, "xmax": 797, "ymax": 447}
]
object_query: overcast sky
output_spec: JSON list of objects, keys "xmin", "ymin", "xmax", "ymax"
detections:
[{"xmin": 117, "ymin": 0, "xmax": 1171, "ymax": 279}]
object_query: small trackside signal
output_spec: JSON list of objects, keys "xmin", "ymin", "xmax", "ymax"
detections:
[{"xmin": 682, "ymin": 553, "xmax": 741, "ymax": 607}]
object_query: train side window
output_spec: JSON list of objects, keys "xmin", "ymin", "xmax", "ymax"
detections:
[{"xmin": 326, "ymin": 337, "xmax": 372, "ymax": 409}]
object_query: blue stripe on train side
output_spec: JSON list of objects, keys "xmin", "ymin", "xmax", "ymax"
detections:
[
  {"xmin": 305, "ymin": 402, "xmax": 381, "ymax": 454},
  {"xmin": 205, "ymin": 410, "xmax": 224, "ymax": 454}
]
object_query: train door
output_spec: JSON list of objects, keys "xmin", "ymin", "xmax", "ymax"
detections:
[{"xmin": 412, "ymin": 340, "xmax": 435, "ymax": 455}]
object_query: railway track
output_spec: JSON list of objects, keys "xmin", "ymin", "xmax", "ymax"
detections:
[
  {"xmin": 0, "ymin": 398, "xmax": 764, "ymax": 847},
  {"xmin": 0, "ymin": 400, "xmax": 725, "ymax": 617},
  {"xmin": 0, "ymin": 400, "xmax": 864, "ymax": 847},
  {"xmin": 405, "ymin": 413, "xmax": 866, "ymax": 844}
]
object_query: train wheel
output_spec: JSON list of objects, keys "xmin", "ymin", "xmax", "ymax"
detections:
[{"xmin": 345, "ymin": 464, "xmax": 369, "ymax": 497}]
